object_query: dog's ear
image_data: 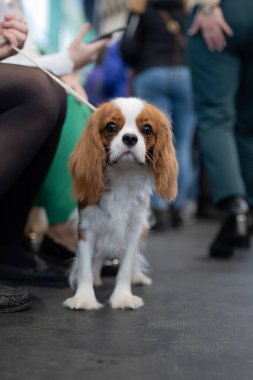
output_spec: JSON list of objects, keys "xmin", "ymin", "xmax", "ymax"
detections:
[
  {"xmin": 69, "ymin": 112, "xmax": 106, "ymax": 205},
  {"xmin": 153, "ymin": 113, "xmax": 178, "ymax": 202}
]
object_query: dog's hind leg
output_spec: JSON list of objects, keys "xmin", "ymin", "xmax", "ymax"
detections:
[{"xmin": 131, "ymin": 252, "xmax": 152, "ymax": 286}]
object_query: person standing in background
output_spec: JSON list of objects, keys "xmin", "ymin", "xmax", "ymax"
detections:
[
  {"xmin": 188, "ymin": 0, "xmax": 253, "ymax": 258},
  {"xmin": 121, "ymin": 0, "xmax": 196, "ymax": 231}
]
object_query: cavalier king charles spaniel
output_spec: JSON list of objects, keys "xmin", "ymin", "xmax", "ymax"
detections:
[{"xmin": 63, "ymin": 97, "xmax": 178, "ymax": 310}]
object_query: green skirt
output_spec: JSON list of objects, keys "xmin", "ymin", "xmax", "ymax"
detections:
[{"xmin": 35, "ymin": 94, "xmax": 91, "ymax": 223}]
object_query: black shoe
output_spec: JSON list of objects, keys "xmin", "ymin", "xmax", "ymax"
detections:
[
  {"xmin": 170, "ymin": 208, "xmax": 183, "ymax": 229},
  {"xmin": 101, "ymin": 258, "xmax": 120, "ymax": 277},
  {"xmin": 37, "ymin": 235, "xmax": 75, "ymax": 269},
  {"xmin": 38, "ymin": 235, "xmax": 119, "ymax": 277},
  {"xmin": 0, "ymin": 260, "xmax": 68, "ymax": 287},
  {"xmin": 0, "ymin": 284, "xmax": 32, "ymax": 313},
  {"xmin": 249, "ymin": 209, "xmax": 253, "ymax": 235},
  {"xmin": 209, "ymin": 213, "xmax": 251, "ymax": 259},
  {"xmin": 151, "ymin": 210, "xmax": 168, "ymax": 232}
]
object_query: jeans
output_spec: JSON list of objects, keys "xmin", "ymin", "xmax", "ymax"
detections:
[{"xmin": 135, "ymin": 66, "xmax": 196, "ymax": 210}]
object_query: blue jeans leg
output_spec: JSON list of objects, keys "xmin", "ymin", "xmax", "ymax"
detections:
[{"xmin": 135, "ymin": 67, "xmax": 196, "ymax": 211}]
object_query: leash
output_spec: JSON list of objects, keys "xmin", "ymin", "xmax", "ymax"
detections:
[{"xmin": 12, "ymin": 45, "xmax": 97, "ymax": 113}]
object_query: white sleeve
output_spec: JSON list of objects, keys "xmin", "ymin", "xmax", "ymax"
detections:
[
  {"xmin": 32, "ymin": 51, "xmax": 75, "ymax": 76},
  {"xmin": 3, "ymin": 50, "xmax": 74, "ymax": 76}
]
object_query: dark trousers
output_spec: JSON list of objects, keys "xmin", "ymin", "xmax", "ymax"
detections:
[{"xmin": 188, "ymin": 0, "xmax": 253, "ymax": 206}]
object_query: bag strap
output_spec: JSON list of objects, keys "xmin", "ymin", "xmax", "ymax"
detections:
[{"xmin": 159, "ymin": 9, "xmax": 186, "ymax": 48}]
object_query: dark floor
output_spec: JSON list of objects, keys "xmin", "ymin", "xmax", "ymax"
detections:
[{"xmin": 1, "ymin": 220, "xmax": 253, "ymax": 380}]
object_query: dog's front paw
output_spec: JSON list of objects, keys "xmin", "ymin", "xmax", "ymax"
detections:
[
  {"xmin": 131, "ymin": 273, "xmax": 152, "ymax": 286},
  {"xmin": 63, "ymin": 294, "xmax": 103, "ymax": 311},
  {"xmin": 109, "ymin": 292, "xmax": 144, "ymax": 310}
]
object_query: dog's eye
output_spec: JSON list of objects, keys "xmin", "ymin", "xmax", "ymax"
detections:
[
  {"xmin": 141, "ymin": 124, "xmax": 152, "ymax": 135},
  {"xmin": 105, "ymin": 122, "xmax": 117, "ymax": 133}
]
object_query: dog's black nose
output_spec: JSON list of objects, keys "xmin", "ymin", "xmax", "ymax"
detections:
[{"xmin": 122, "ymin": 133, "xmax": 138, "ymax": 147}]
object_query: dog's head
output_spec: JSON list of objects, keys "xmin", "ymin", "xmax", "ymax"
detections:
[{"xmin": 70, "ymin": 97, "xmax": 178, "ymax": 205}]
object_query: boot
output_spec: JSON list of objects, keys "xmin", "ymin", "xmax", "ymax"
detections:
[{"xmin": 209, "ymin": 197, "xmax": 251, "ymax": 258}]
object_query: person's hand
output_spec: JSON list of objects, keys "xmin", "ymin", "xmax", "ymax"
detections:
[
  {"xmin": 0, "ymin": 13, "xmax": 28, "ymax": 60},
  {"xmin": 188, "ymin": 6, "xmax": 233, "ymax": 52},
  {"xmin": 60, "ymin": 73, "xmax": 88, "ymax": 102},
  {"xmin": 68, "ymin": 23, "xmax": 109, "ymax": 70}
]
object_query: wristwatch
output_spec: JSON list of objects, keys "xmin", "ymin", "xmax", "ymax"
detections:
[{"xmin": 199, "ymin": 3, "xmax": 217, "ymax": 14}]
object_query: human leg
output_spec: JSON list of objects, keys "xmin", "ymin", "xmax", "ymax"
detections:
[
  {"xmin": 0, "ymin": 64, "xmax": 67, "ymax": 273},
  {"xmin": 188, "ymin": 6, "xmax": 251, "ymax": 257},
  {"xmin": 188, "ymin": 37, "xmax": 244, "ymax": 204},
  {"xmin": 236, "ymin": 52, "xmax": 253, "ymax": 207},
  {"xmin": 169, "ymin": 67, "xmax": 196, "ymax": 226}
]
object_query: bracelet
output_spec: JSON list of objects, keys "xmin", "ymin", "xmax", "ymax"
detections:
[
  {"xmin": 199, "ymin": 3, "xmax": 218, "ymax": 14},
  {"xmin": 192, "ymin": 0, "xmax": 220, "ymax": 7}
]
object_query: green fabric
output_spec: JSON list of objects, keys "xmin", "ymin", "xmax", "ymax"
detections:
[
  {"xmin": 188, "ymin": 0, "xmax": 253, "ymax": 205},
  {"xmin": 36, "ymin": 95, "xmax": 91, "ymax": 223}
]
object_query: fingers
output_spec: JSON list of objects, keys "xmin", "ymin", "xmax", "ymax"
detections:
[
  {"xmin": 73, "ymin": 23, "xmax": 90, "ymax": 45},
  {"xmin": 71, "ymin": 82, "xmax": 88, "ymax": 101},
  {"xmin": 2, "ymin": 29, "xmax": 26, "ymax": 48},
  {"xmin": 219, "ymin": 18, "xmax": 234, "ymax": 37},
  {"xmin": 61, "ymin": 74, "xmax": 88, "ymax": 102},
  {"xmin": 89, "ymin": 37, "xmax": 109, "ymax": 52},
  {"xmin": 2, "ymin": 19, "xmax": 28, "ymax": 34},
  {"xmin": 69, "ymin": 24, "xmax": 110, "ymax": 69},
  {"xmin": 203, "ymin": 32, "xmax": 225, "ymax": 51},
  {"xmin": 188, "ymin": 8, "xmax": 234, "ymax": 52},
  {"xmin": 3, "ymin": 14, "xmax": 17, "ymax": 21},
  {"xmin": 0, "ymin": 13, "xmax": 28, "ymax": 50},
  {"xmin": 188, "ymin": 19, "xmax": 200, "ymax": 36},
  {"xmin": 203, "ymin": 24, "xmax": 228, "ymax": 51}
]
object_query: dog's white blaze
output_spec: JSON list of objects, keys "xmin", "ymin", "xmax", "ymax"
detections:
[
  {"xmin": 110, "ymin": 98, "xmax": 146, "ymax": 163},
  {"xmin": 113, "ymin": 97, "xmax": 145, "ymax": 128}
]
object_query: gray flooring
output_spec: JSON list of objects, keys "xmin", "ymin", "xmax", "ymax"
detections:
[{"xmin": 1, "ymin": 220, "xmax": 253, "ymax": 380}]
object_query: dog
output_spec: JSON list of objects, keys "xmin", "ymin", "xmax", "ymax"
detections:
[{"xmin": 63, "ymin": 97, "xmax": 178, "ymax": 310}]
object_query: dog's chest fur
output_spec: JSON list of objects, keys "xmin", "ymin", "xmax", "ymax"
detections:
[{"xmin": 79, "ymin": 165, "xmax": 153, "ymax": 257}]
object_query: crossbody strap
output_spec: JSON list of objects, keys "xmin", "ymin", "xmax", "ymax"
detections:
[{"xmin": 159, "ymin": 9, "xmax": 186, "ymax": 48}]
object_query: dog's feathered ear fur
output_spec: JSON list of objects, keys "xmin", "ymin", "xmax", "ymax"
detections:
[
  {"xmin": 69, "ymin": 112, "xmax": 106, "ymax": 205},
  {"xmin": 153, "ymin": 113, "xmax": 178, "ymax": 202}
]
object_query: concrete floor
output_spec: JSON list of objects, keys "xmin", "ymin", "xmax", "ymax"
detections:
[{"xmin": 1, "ymin": 220, "xmax": 253, "ymax": 380}]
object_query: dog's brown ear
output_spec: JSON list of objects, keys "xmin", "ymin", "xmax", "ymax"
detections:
[
  {"xmin": 69, "ymin": 112, "xmax": 106, "ymax": 205},
  {"xmin": 153, "ymin": 113, "xmax": 178, "ymax": 202}
]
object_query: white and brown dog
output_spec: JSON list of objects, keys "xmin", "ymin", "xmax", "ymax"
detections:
[{"xmin": 63, "ymin": 97, "xmax": 178, "ymax": 310}]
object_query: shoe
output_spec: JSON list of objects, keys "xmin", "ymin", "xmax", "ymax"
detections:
[
  {"xmin": 101, "ymin": 258, "xmax": 119, "ymax": 277},
  {"xmin": 249, "ymin": 209, "xmax": 253, "ymax": 235},
  {"xmin": 0, "ymin": 284, "xmax": 32, "ymax": 312},
  {"xmin": 0, "ymin": 260, "xmax": 68, "ymax": 287},
  {"xmin": 209, "ymin": 213, "xmax": 251, "ymax": 259},
  {"xmin": 38, "ymin": 235, "xmax": 119, "ymax": 277},
  {"xmin": 37, "ymin": 235, "xmax": 74, "ymax": 269},
  {"xmin": 150, "ymin": 210, "xmax": 168, "ymax": 232},
  {"xmin": 170, "ymin": 208, "xmax": 183, "ymax": 229}
]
